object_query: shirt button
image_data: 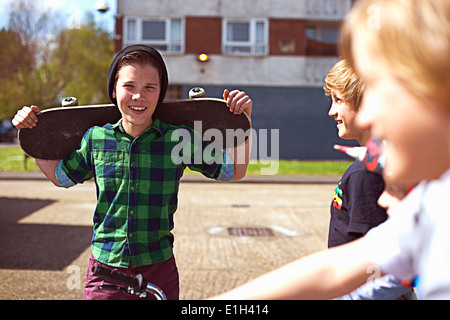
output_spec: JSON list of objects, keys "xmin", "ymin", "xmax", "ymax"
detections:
[
  {"xmin": 130, "ymin": 186, "xmax": 135, "ymax": 192},
  {"xmin": 129, "ymin": 233, "xmax": 133, "ymax": 238},
  {"xmin": 130, "ymin": 210, "xmax": 134, "ymax": 215}
]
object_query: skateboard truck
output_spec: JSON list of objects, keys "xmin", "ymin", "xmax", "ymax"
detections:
[
  {"xmin": 62, "ymin": 97, "xmax": 79, "ymax": 107},
  {"xmin": 189, "ymin": 87, "xmax": 206, "ymax": 99}
]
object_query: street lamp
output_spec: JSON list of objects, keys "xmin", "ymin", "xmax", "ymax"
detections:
[
  {"xmin": 196, "ymin": 53, "xmax": 210, "ymax": 74},
  {"xmin": 95, "ymin": 0, "xmax": 109, "ymax": 13},
  {"xmin": 197, "ymin": 53, "xmax": 210, "ymax": 62}
]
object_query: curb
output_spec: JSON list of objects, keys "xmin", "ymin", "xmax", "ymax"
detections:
[{"xmin": 0, "ymin": 171, "xmax": 340, "ymax": 184}]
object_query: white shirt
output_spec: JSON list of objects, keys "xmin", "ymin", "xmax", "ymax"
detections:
[{"xmin": 363, "ymin": 169, "xmax": 450, "ymax": 299}]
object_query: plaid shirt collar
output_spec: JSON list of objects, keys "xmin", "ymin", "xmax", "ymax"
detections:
[{"xmin": 110, "ymin": 117, "xmax": 168, "ymax": 138}]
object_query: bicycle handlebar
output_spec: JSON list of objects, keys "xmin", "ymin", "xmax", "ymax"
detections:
[{"xmin": 91, "ymin": 264, "xmax": 167, "ymax": 300}]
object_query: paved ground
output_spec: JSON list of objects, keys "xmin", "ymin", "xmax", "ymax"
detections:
[{"xmin": 0, "ymin": 174, "xmax": 337, "ymax": 300}]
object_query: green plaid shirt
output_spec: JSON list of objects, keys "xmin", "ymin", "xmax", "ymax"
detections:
[{"xmin": 56, "ymin": 118, "xmax": 232, "ymax": 268}]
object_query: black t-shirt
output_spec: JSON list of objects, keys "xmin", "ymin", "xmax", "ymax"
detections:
[{"xmin": 328, "ymin": 161, "xmax": 388, "ymax": 248}]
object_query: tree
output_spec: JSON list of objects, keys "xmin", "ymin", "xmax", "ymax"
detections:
[
  {"xmin": 0, "ymin": 28, "xmax": 34, "ymax": 119},
  {"xmin": 52, "ymin": 14, "xmax": 114, "ymax": 105},
  {"xmin": 4, "ymin": 0, "xmax": 66, "ymax": 110},
  {"xmin": 0, "ymin": 0, "xmax": 114, "ymax": 119}
]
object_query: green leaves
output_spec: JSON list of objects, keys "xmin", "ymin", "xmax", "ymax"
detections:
[{"xmin": 0, "ymin": 1, "xmax": 114, "ymax": 119}]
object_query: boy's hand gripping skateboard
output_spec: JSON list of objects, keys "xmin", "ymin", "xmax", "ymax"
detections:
[{"xmin": 17, "ymin": 88, "xmax": 251, "ymax": 160}]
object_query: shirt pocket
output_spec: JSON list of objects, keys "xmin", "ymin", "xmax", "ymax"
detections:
[
  {"xmin": 93, "ymin": 149, "xmax": 125, "ymax": 190},
  {"xmin": 142, "ymin": 152, "xmax": 182, "ymax": 194}
]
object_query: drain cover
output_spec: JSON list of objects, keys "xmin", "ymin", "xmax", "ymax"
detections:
[
  {"xmin": 231, "ymin": 204, "xmax": 251, "ymax": 208},
  {"xmin": 207, "ymin": 225, "xmax": 302, "ymax": 238},
  {"xmin": 227, "ymin": 227, "xmax": 274, "ymax": 237}
]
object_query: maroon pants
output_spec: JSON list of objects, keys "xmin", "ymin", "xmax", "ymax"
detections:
[{"xmin": 84, "ymin": 254, "xmax": 179, "ymax": 300}]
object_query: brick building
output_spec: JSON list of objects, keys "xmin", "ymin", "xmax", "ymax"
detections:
[{"xmin": 114, "ymin": 0, "xmax": 358, "ymax": 160}]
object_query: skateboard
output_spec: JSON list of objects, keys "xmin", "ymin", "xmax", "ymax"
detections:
[{"xmin": 18, "ymin": 88, "xmax": 251, "ymax": 160}]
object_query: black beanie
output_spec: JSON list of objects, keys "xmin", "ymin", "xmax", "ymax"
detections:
[{"xmin": 107, "ymin": 44, "xmax": 169, "ymax": 106}]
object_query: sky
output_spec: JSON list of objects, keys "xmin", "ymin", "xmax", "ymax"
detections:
[{"xmin": 0, "ymin": 0, "xmax": 117, "ymax": 33}]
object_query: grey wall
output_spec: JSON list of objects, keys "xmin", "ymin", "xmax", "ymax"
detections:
[{"xmin": 183, "ymin": 85, "xmax": 359, "ymax": 160}]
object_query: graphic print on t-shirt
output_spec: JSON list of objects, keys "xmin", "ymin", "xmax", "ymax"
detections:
[{"xmin": 332, "ymin": 182, "xmax": 343, "ymax": 210}]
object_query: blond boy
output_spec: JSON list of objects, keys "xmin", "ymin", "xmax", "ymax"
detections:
[{"xmin": 323, "ymin": 60, "xmax": 415, "ymax": 299}]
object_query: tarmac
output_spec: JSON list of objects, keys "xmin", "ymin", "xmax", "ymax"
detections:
[{"xmin": 0, "ymin": 170, "xmax": 339, "ymax": 300}]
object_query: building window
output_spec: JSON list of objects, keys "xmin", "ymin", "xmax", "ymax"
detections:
[
  {"xmin": 126, "ymin": 19, "xmax": 136, "ymax": 41},
  {"xmin": 124, "ymin": 17, "xmax": 184, "ymax": 53},
  {"xmin": 223, "ymin": 19, "xmax": 268, "ymax": 55},
  {"xmin": 305, "ymin": 24, "xmax": 339, "ymax": 56},
  {"xmin": 306, "ymin": 25, "xmax": 339, "ymax": 44}
]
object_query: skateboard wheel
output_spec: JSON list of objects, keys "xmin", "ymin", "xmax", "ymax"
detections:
[
  {"xmin": 62, "ymin": 97, "xmax": 78, "ymax": 107},
  {"xmin": 189, "ymin": 87, "xmax": 206, "ymax": 99}
]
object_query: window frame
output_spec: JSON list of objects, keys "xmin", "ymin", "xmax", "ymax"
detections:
[
  {"xmin": 222, "ymin": 18, "xmax": 268, "ymax": 56},
  {"xmin": 124, "ymin": 17, "xmax": 185, "ymax": 54},
  {"xmin": 306, "ymin": 24, "xmax": 340, "ymax": 44}
]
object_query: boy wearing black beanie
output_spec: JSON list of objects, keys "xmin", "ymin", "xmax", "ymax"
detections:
[{"xmin": 12, "ymin": 44, "xmax": 252, "ymax": 299}]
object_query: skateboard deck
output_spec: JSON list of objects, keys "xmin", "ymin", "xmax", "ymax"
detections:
[{"xmin": 18, "ymin": 98, "xmax": 251, "ymax": 160}]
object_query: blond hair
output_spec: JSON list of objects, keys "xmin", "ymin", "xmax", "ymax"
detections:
[
  {"xmin": 340, "ymin": 0, "xmax": 450, "ymax": 110},
  {"xmin": 324, "ymin": 59, "xmax": 365, "ymax": 110}
]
